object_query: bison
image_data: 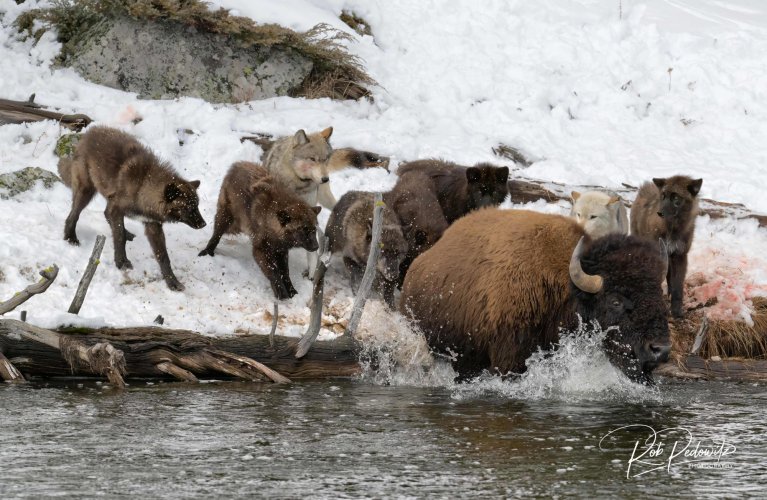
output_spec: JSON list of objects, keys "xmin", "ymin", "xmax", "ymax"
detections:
[{"xmin": 401, "ymin": 209, "xmax": 671, "ymax": 384}]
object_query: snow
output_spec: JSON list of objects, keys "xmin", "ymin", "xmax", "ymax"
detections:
[{"xmin": 1, "ymin": 0, "xmax": 767, "ymax": 347}]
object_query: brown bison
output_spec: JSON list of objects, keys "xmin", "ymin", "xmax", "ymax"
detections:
[{"xmin": 401, "ymin": 209, "xmax": 671, "ymax": 384}]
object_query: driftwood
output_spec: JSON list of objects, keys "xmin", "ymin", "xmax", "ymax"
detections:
[
  {"xmin": 345, "ymin": 193, "xmax": 385, "ymax": 337},
  {"xmin": 656, "ymin": 355, "xmax": 767, "ymax": 381},
  {"xmin": 68, "ymin": 235, "xmax": 106, "ymax": 315},
  {"xmin": 0, "ymin": 319, "xmax": 361, "ymax": 383},
  {"xmin": 508, "ymin": 176, "xmax": 767, "ymax": 228},
  {"xmin": 295, "ymin": 231, "xmax": 331, "ymax": 359},
  {"xmin": 0, "ymin": 97, "xmax": 92, "ymax": 131},
  {"xmin": 0, "ymin": 265, "xmax": 59, "ymax": 315}
]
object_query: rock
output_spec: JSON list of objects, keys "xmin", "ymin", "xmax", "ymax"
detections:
[
  {"xmin": 54, "ymin": 133, "xmax": 81, "ymax": 159},
  {"xmin": 64, "ymin": 16, "xmax": 313, "ymax": 103},
  {"xmin": 0, "ymin": 167, "xmax": 61, "ymax": 199}
]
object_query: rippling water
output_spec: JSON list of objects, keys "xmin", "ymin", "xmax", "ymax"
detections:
[{"xmin": 1, "ymin": 375, "xmax": 765, "ymax": 498}]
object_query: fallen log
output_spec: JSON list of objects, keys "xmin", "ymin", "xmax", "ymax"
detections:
[
  {"xmin": 508, "ymin": 176, "xmax": 767, "ymax": 228},
  {"xmin": 0, "ymin": 319, "xmax": 361, "ymax": 383},
  {"xmin": 656, "ymin": 355, "xmax": 767, "ymax": 381},
  {"xmin": 0, "ymin": 97, "xmax": 92, "ymax": 131}
]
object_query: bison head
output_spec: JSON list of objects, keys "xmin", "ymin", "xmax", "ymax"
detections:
[{"xmin": 569, "ymin": 234, "xmax": 671, "ymax": 384}]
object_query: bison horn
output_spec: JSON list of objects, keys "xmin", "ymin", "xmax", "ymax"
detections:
[
  {"xmin": 569, "ymin": 237, "xmax": 603, "ymax": 294},
  {"xmin": 658, "ymin": 238, "xmax": 669, "ymax": 278}
]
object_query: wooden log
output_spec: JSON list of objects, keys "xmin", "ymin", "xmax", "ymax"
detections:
[
  {"xmin": 656, "ymin": 354, "xmax": 767, "ymax": 381},
  {"xmin": 0, "ymin": 320, "xmax": 361, "ymax": 382},
  {"xmin": 68, "ymin": 235, "xmax": 106, "ymax": 315},
  {"xmin": 0, "ymin": 97, "xmax": 92, "ymax": 131},
  {"xmin": 508, "ymin": 176, "xmax": 767, "ymax": 228},
  {"xmin": 0, "ymin": 265, "xmax": 59, "ymax": 315}
]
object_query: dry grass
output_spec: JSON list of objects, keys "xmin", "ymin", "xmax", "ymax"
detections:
[
  {"xmin": 671, "ymin": 297, "xmax": 767, "ymax": 360},
  {"xmin": 15, "ymin": 0, "xmax": 374, "ymax": 100}
]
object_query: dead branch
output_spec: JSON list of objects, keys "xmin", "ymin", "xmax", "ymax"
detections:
[
  {"xmin": 269, "ymin": 302, "xmax": 278, "ymax": 347},
  {"xmin": 295, "ymin": 231, "xmax": 330, "ymax": 359},
  {"xmin": 345, "ymin": 193, "xmax": 384, "ymax": 338},
  {"xmin": 0, "ymin": 265, "xmax": 59, "ymax": 315},
  {"xmin": 68, "ymin": 235, "xmax": 106, "ymax": 315},
  {"xmin": 690, "ymin": 316, "xmax": 710, "ymax": 355},
  {"xmin": 0, "ymin": 351, "xmax": 25, "ymax": 383},
  {"xmin": 0, "ymin": 97, "xmax": 92, "ymax": 131}
]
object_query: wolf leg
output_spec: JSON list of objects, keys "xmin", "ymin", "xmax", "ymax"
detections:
[
  {"xmin": 253, "ymin": 246, "xmax": 293, "ymax": 300},
  {"xmin": 64, "ymin": 181, "xmax": 96, "ymax": 246},
  {"xmin": 145, "ymin": 222, "xmax": 183, "ymax": 291},
  {"xmin": 668, "ymin": 252, "xmax": 687, "ymax": 318},
  {"xmin": 104, "ymin": 202, "xmax": 132, "ymax": 270},
  {"xmin": 199, "ymin": 206, "xmax": 233, "ymax": 257},
  {"xmin": 317, "ymin": 182, "xmax": 337, "ymax": 209}
]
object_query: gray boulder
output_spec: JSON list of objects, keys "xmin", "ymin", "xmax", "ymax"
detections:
[
  {"xmin": 0, "ymin": 167, "xmax": 61, "ymax": 199},
  {"xmin": 65, "ymin": 16, "xmax": 314, "ymax": 103}
]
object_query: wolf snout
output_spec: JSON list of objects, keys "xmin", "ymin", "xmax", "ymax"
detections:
[{"xmin": 321, "ymin": 176, "xmax": 329, "ymax": 184}]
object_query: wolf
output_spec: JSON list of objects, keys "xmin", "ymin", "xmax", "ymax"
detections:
[
  {"xmin": 570, "ymin": 190, "xmax": 629, "ymax": 238},
  {"xmin": 397, "ymin": 159, "xmax": 509, "ymax": 223},
  {"xmin": 262, "ymin": 127, "xmax": 336, "ymax": 209},
  {"xmin": 630, "ymin": 175, "xmax": 703, "ymax": 318},
  {"xmin": 198, "ymin": 162, "xmax": 320, "ymax": 300},
  {"xmin": 59, "ymin": 126, "xmax": 205, "ymax": 291},
  {"xmin": 326, "ymin": 191, "xmax": 408, "ymax": 307}
]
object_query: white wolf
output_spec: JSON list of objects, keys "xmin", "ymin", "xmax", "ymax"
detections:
[{"xmin": 570, "ymin": 190, "xmax": 629, "ymax": 238}]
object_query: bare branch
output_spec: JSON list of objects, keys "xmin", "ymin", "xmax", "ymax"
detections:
[
  {"xmin": 0, "ymin": 351, "xmax": 25, "ymax": 383},
  {"xmin": 296, "ymin": 230, "xmax": 330, "ymax": 358},
  {"xmin": 690, "ymin": 316, "xmax": 710, "ymax": 355},
  {"xmin": 344, "ymin": 192, "xmax": 384, "ymax": 337},
  {"xmin": 68, "ymin": 235, "xmax": 106, "ymax": 315},
  {"xmin": 269, "ymin": 302, "xmax": 278, "ymax": 347},
  {"xmin": 156, "ymin": 361, "xmax": 198, "ymax": 383},
  {"xmin": 0, "ymin": 264, "xmax": 59, "ymax": 315}
]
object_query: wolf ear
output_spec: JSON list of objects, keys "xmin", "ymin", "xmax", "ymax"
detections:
[
  {"xmin": 276, "ymin": 209, "xmax": 292, "ymax": 227},
  {"xmin": 495, "ymin": 166, "xmax": 509, "ymax": 183},
  {"xmin": 164, "ymin": 183, "xmax": 182, "ymax": 202},
  {"xmin": 466, "ymin": 167, "xmax": 481, "ymax": 183},
  {"xmin": 190, "ymin": 180, "xmax": 201, "ymax": 189},
  {"xmin": 652, "ymin": 178, "xmax": 666, "ymax": 190},
  {"xmin": 571, "ymin": 191, "xmax": 581, "ymax": 202},
  {"xmin": 312, "ymin": 206, "xmax": 322, "ymax": 215},
  {"xmin": 687, "ymin": 178, "xmax": 703, "ymax": 197},
  {"xmin": 319, "ymin": 127, "xmax": 333, "ymax": 140},
  {"xmin": 607, "ymin": 195, "xmax": 621, "ymax": 206},
  {"xmin": 294, "ymin": 130, "xmax": 309, "ymax": 146}
]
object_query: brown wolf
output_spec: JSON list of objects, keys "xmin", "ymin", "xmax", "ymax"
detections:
[
  {"xmin": 630, "ymin": 175, "xmax": 702, "ymax": 318},
  {"xmin": 397, "ymin": 159, "xmax": 509, "ymax": 223},
  {"xmin": 198, "ymin": 162, "xmax": 320, "ymax": 300},
  {"xmin": 383, "ymin": 171, "xmax": 449, "ymax": 285},
  {"xmin": 326, "ymin": 191, "xmax": 408, "ymax": 307},
  {"xmin": 59, "ymin": 126, "xmax": 205, "ymax": 291},
  {"xmin": 262, "ymin": 127, "xmax": 336, "ymax": 209}
]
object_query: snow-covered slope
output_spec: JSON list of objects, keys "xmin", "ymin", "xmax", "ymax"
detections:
[{"xmin": 1, "ymin": 0, "xmax": 766, "ymax": 337}]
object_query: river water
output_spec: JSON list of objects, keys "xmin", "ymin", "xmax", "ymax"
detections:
[{"xmin": 1, "ymin": 374, "xmax": 765, "ymax": 498}]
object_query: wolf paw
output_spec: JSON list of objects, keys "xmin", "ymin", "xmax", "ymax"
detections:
[
  {"xmin": 198, "ymin": 247, "xmax": 215, "ymax": 257},
  {"xmin": 65, "ymin": 236, "xmax": 80, "ymax": 246},
  {"xmin": 165, "ymin": 278, "xmax": 185, "ymax": 292},
  {"xmin": 115, "ymin": 258, "xmax": 133, "ymax": 270},
  {"xmin": 124, "ymin": 230, "xmax": 136, "ymax": 242}
]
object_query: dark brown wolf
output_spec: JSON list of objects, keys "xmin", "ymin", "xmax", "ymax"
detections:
[
  {"xmin": 326, "ymin": 191, "xmax": 408, "ymax": 307},
  {"xmin": 397, "ymin": 159, "xmax": 509, "ymax": 223},
  {"xmin": 198, "ymin": 162, "xmax": 320, "ymax": 300},
  {"xmin": 383, "ymin": 171, "xmax": 449, "ymax": 285},
  {"xmin": 630, "ymin": 175, "xmax": 703, "ymax": 318},
  {"xmin": 59, "ymin": 126, "xmax": 205, "ymax": 291}
]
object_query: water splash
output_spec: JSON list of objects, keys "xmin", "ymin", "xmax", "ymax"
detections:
[
  {"xmin": 355, "ymin": 304, "xmax": 664, "ymax": 401},
  {"xmin": 452, "ymin": 320, "xmax": 664, "ymax": 403}
]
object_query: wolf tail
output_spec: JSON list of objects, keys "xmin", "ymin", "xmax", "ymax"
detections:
[{"xmin": 57, "ymin": 158, "xmax": 73, "ymax": 187}]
